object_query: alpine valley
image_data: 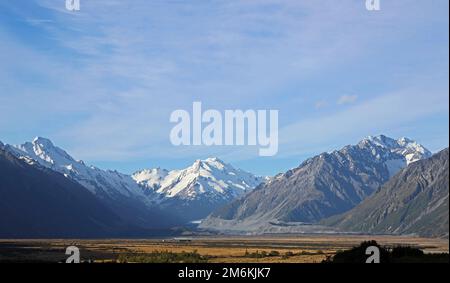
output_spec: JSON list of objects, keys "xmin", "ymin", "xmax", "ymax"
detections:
[{"xmin": 0, "ymin": 135, "xmax": 448, "ymax": 239}]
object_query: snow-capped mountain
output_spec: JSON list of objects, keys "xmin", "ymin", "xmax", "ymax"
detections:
[
  {"xmin": 6, "ymin": 137, "xmax": 151, "ymax": 202},
  {"xmin": 201, "ymin": 135, "xmax": 433, "ymax": 233},
  {"xmin": 134, "ymin": 157, "xmax": 263, "ymax": 200},
  {"xmin": 0, "ymin": 145, "xmax": 126, "ymax": 238},
  {"xmin": 357, "ymin": 135, "xmax": 432, "ymax": 176},
  {"xmin": 133, "ymin": 168, "xmax": 169, "ymax": 191},
  {"xmin": 133, "ymin": 157, "xmax": 265, "ymax": 220},
  {"xmin": 3, "ymin": 137, "xmax": 264, "ymax": 223},
  {"xmin": 3, "ymin": 137, "xmax": 181, "ymax": 229}
]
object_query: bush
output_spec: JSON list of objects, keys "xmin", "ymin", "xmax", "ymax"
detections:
[
  {"xmin": 245, "ymin": 250, "xmax": 275, "ymax": 258},
  {"xmin": 325, "ymin": 241, "xmax": 390, "ymax": 263},
  {"xmin": 117, "ymin": 250, "xmax": 208, "ymax": 263},
  {"xmin": 323, "ymin": 241, "xmax": 449, "ymax": 263},
  {"xmin": 268, "ymin": 251, "xmax": 280, "ymax": 257}
]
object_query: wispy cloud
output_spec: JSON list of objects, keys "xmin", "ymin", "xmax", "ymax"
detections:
[
  {"xmin": 337, "ymin": 95, "xmax": 358, "ymax": 105},
  {"xmin": 315, "ymin": 100, "xmax": 328, "ymax": 109}
]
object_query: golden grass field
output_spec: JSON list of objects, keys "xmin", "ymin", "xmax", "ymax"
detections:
[{"xmin": 0, "ymin": 235, "xmax": 448, "ymax": 263}]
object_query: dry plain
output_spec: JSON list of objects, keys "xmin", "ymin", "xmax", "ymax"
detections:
[{"xmin": 0, "ymin": 235, "xmax": 448, "ymax": 263}]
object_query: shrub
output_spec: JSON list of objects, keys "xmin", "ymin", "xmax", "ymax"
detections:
[
  {"xmin": 268, "ymin": 251, "xmax": 280, "ymax": 257},
  {"xmin": 117, "ymin": 250, "xmax": 208, "ymax": 263}
]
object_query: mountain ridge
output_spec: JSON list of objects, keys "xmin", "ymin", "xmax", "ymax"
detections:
[
  {"xmin": 200, "ymin": 135, "xmax": 433, "ymax": 233},
  {"xmin": 0, "ymin": 146, "xmax": 127, "ymax": 238}
]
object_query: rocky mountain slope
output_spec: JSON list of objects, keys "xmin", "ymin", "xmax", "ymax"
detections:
[
  {"xmin": 323, "ymin": 148, "xmax": 449, "ymax": 238},
  {"xmin": 200, "ymin": 135, "xmax": 432, "ymax": 233}
]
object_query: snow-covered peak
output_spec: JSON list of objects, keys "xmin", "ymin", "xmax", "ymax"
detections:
[
  {"xmin": 33, "ymin": 136, "xmax": 54, "ymax": 146},
  {"xmin": 397, "ymin": 137, "xmax": 413, "ymax": 145},
  {"xmin": 204, "ymin": 157, "xmax": 225, "ymax": 165},
  {"xmin": 394, "ymin": 137, "xmax": 431, "ymax": 164},
  {"xmin": 13, "ymin": 137, "xmax": 75, "ymax": 167},
  {"xmin": 359, "ymin": 135, "xmax": 431, "ymax": 164},
  {"xmin": 353, "ymin": 135, "xmax": 433, "ymax": 177},
  {"xmin": 132, "ymin": 168, "xmax": 169, "ymax": 189},
  {"xmin": 362, "ymin": 135, "xmax": 397, "ymax": 148},
  {"xmin": 189, "ymin": 157, "xmax": 229, "ymax": 173},
  {"xmin": 5, "ymin": 137, "xmax": 154, "ymax": 203},
  {"xmin": 134, "ymin": 157, "xmax": 264, "ymax": 201}
]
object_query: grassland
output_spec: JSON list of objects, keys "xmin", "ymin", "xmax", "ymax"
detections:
[{"xmin": 0, "ymin": 235, "xmax": 448, "ymax": 263}]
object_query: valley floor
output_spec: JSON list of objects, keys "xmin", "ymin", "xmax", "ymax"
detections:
[{"xmin": 0, "ymin": 235, "xmax": 448, "ymax": 263}]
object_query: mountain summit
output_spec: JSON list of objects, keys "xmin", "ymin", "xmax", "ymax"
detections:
[
  {"xmin": 359, "ymin": 135, "xmax": 431, "ymax": 166},
  {"xmin": 133, "ymin": 157, "xmax": 264, "ymax": 220},
  {"xmin": 7, "ymin": 137, "xmax": 147, "ymax": 199},
  {"xmin": 134, "ymin": 157, "xmax": 262, "ymax": 199}
]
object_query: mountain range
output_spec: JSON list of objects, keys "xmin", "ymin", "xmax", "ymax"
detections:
[
  {"xmin": 0, "ymin": 135, "xmax": 447, "ymax": 238},
  {"xmin": 0, "ymin": 137, "xmax": 262, "ymax": 237}
]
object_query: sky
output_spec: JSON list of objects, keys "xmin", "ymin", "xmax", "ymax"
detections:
[{"xmin": 0, "ymin": 0, "xmax": 448, "ymax": 176}]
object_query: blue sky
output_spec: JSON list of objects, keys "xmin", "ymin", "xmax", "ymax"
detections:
[{"xmin": 0, "ymin": 0, "xmax": 448, "ymax": 176}]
